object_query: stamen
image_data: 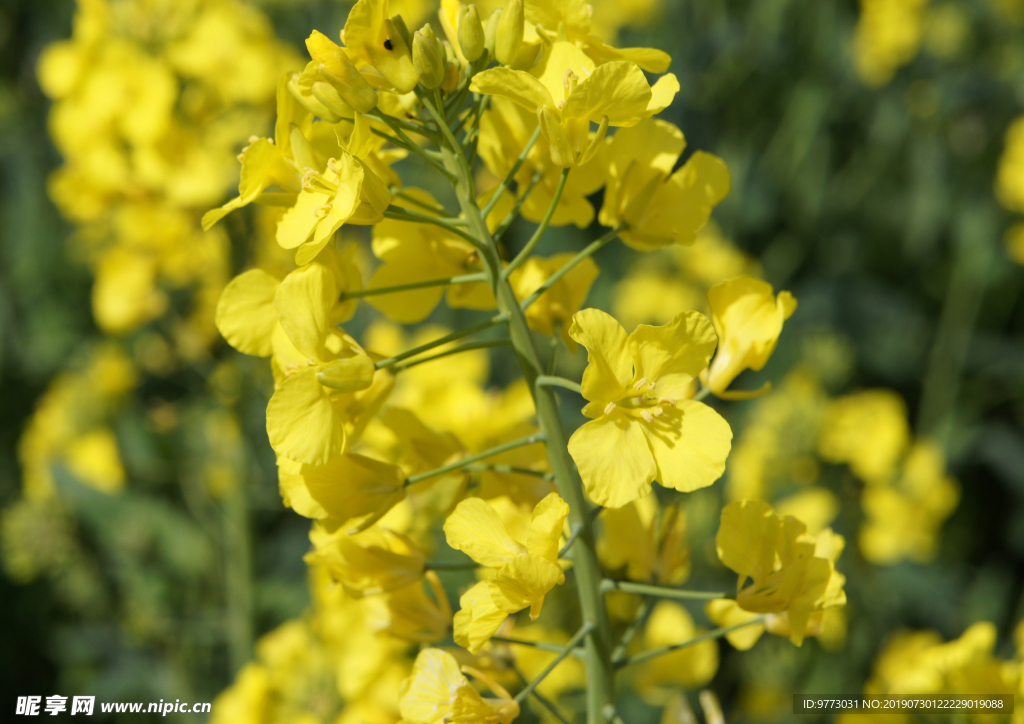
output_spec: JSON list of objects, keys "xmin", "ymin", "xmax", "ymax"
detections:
[
  {"xmin": 658, "ymin": 398, "xmax": 676, "ymax": 407},
  {"xmin": 640, "ymin": 409, "xmax": 654, "ymax": 423},
  {"xmin": 285, "ymin": 363, "xmax": 299, "ymax": 371},
  {"xmin": 603, "ymin": 401, "xmax": 617, "ymax": 415},
  {"xmin": 248, "ymin": 135, "xmax": 260, "ymax": 144},
  {"xmin": 633, "ymin": 377, "xmax": 649, "ymax": 391},
  {"xmin": 652, "ymin": 406, "xmax": 664, "ymax": 417}
]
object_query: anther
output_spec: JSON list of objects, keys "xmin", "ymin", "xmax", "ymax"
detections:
[
  {"xmin": 640, "ymin": 409, "xmax": 654, "ymax": 423},
  {"xmin": 603, "ymin": 402, "xmax": 617, "ymax": 415},
  {"xmin": 633, "ymin": 377, "xmax": 649, "ymax": 391},
  {"xmin": 652, "ymin": 406, "xmax": 664, "ymax": 417},
  {"xmin": 658, "ymin": 398, "xmax": 676, "ymax": 407}
]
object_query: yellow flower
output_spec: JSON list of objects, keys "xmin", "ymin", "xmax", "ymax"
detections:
[
  {"xmin": 63, "ymin": 429, "xmax": 126, "ymax": 495},
  {"xmin": 278, "ymin": 452, "xmax": 407, "ymax": 533},
  {"xmin": 366, "ymin": 189, "xmax": 495, "ymax": 323},
  {"xmin": 509, "ymin": 253, "xmax": 599, "ymax": 348},
  {"xmin": 305, "ymin": 523, "xmax": 425, "ymax": 596},
  {"xmin": 818, "ymin": 389, "xmax": 910, "ymax": 484},
  {"xmin": 260, "ymin": 263, "xmax": 379, "ymax": 465},
  {"xmin": 365, "ymin": 572, "xmax": 452, "ymax": 643},
  {"xmin": 341, "ymin": 0, "xmax": 420, "ymax": 94},
  {"xmin": 597, "ymin": 493, "xmax": 690, "ymax": 584},
  {"xmin": 705, "ymin": 277, "xmax": 797, "ymax": 399},
  {"xmin": 859, "ymin": 440, "xmax": 960, "ymax": 564},
  {"xmin": 470, "ymin": 39, "xmax": 676, "ymax": 167},
  {"xmin": 566, "ymin": 308, "xmax": 732, "ymax": 508},
  {"xmin": 399, "ymin": 648, "xmax": 519, "ymax": 724},
  {"xmin": 713, "ymin": 499, "xmax": 847, "ymax": 646},
  {"xmin": 445, "ymin": 493, "xmax": 569, "ymax": 653},
  {"xmin": 478, "ymin": 96, "xmax": 606, "ymax": 227},
  {"xmin": 597, "ymin": 118, "xmax": 731, "ymax": 250}
]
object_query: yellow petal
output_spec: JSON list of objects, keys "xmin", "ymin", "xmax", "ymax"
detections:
[
  {"xmin": 453, "ymin": 581, "xmax": 509, "ymax": 654},
  {"xmin": 715, "ymin": 500, "xmax": 781, "ymax": 583},
  {"xmin": 202, "ymin": 138, "xmax": 297, "ymax": 230},
  {"xmin": 568, "ymin": 308, "xmax": 633, "ymax": 405},
  {"xmin": 585, "ymin": 39, "xmax": 671, "ymax": 74},
  {"xmin": 706, "ymin": 277, "xmax": 797, "ymax": 395},
  {"xmin": 646, "ymin": 73, "xmax": 680, "ymax": 116},
  {"xmin": 568, "ymin": 412, "xmax": 657, "ymax": 508},
  {"xmin": 280, "ymin": 452, "xmax": 405, "ymax": 527},
  {"xmin": 215, "ymin": 269, "xmax": 281, "ymax": 357},
  {"xmin": 532, "ymin": 41, "xmax": 595, "ymax": 105},
  {"xmin": 641, "ymin": 401, "xmax": 732, "ymax": 493},
  {"xmin": 266, "ymin": 368, "xmax": 345, "ymax": 465},
  {"xmin": 470, "ymin": 67, "xmax": 556, "ymax": 114},
  {"xmin": 562, "ymin": 61, "xmax": 652, "ymax": 126},
  {"xmin": 627, "ymin": 311, "xmax": 718, "ymax": 400},
  {"xmin": 276, "ymin": 188, "xmax": 329, "ymax": 250},
  {"xmin": 704, "ymin": 599, "xmax": 765, "ymax": 650},
  {"xmin": 444, "ymin": 498, "xmax": 526, "ymax": 567},
  {"xmin": 399, "ymin": 648, "xmax": 465, "ymax": 723},
  {"xmin": 526, "ymin": 492, "xmax": 570, "ymax": 563},
  {"xmin": 274, "ymin": 263, "xmax": 337, "ymax": 362},
  {"xmin": 489, "ymin": 554, "xmax": 564, "ymax": 613},
  {"xmin": 622, "ymin": 151, "xmax": 731, "ymax": 250},
  {"xmin": 525, "ymin": 0, "xmax": 592, "ymax": 38}
]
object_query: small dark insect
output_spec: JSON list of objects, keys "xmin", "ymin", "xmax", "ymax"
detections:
[{"xmin": 384, "ymin": 39, "xmax": 393, "ymax": 50}]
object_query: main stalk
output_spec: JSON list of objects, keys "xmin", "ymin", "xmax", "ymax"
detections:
[{"xmin": 432, "ymin": 116, "xmax": 615, "ymax": 721}]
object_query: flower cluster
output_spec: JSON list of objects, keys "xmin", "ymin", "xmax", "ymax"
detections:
[{"xmin": 199, "ymin": 0, "xmax": 822, "ymax": 718}]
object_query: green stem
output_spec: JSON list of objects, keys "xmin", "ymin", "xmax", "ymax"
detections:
[
  {"xmin": 389, "ymin": 338, "xmax": 510, "ymax": 373},
  {"xmin": 503, "ymin": 167, "xmax": 570, "ymax": 279},
  {"xmin": 391, "ymin": 188, "xmax": 449, "ymax": 214},
  {"xmin": 340, "ymin": 273, "xmax": 485, "ymax": 301},
  {"xmin": 536, "ymin": 375, "xmax": 582, "ymax": 395},
  {"xmin": 369, "ymin": 109, "xmax": 455, "ymax": 181},
  {"xmin": 494, "ymin": 170, "xmax": 543, "ymax": 242},
  {"xmin": 610, "ymin": 597, "xmax": 655, "ymax": 665},
  {"xmin": 481, "ymin": 125, "xmax": 543, "ymax": 219},
  {"xmin": 383, "ymin": 206, "xmax": 476, "ymax": 244},
  {"xmin": 617, "ymin": 617, "xmax": 766, "ymax": 669},
  {"xmin": 521, "ymin": 225, "xmax": 624, "ymax": 311},
  {"xmin": 515, "ymin": 623, "xmax": 594, "ymax": 703},
  {"xmin": 404, "ymin": 433, "xmax": 546, "ymax": 486},
  {"xmin": 492, "ymin": 635, "xmax": 575, "ymax": 654},
  {"xmin": 693, "ymin": 384, "xmax": 712, "ymax": 401},
  {"xmin": 224, "ymin": 483, "xmax": 253, "ymax": 673},
  {"xmin": 509, "ymin": 663, "xmax": 572, "ymax": 724},
  {"xmin": 463, "ymin": 463, "xmax": 553, "ymax": 479},
  {"xmin": 423, "ymin": 560, "xmax": 479, "ymax": 571},
  {"xmin": 600, "ymin": 580, "xmax": 726, "ymax": 601},
  {"xmin": 558, "ymin": 522, "xmax": 583, "ymax": 558},
  {"xmin": 427, "ymin": 90, "xmax": 616, "ymax": 724},
  {"xmin": 374, "ymin": 314, "xmax": 508, "ymax": 370}
]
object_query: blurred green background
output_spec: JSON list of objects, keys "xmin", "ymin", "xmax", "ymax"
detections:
[{"xmin": 2, "ymin": 0, "xmax": 1023, "ymax": 721}]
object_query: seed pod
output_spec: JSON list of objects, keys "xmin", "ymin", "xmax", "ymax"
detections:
[
  {"xmin": 413, "ymin": 29, "xmax": 445, "ymax": 89},
  {"xmin": 494, "ymin": 0, "xmax": 523, "ymax": 66},
  {"xmin": 458, "ymin": 5, "xmax": 485, "ymax": 62}
]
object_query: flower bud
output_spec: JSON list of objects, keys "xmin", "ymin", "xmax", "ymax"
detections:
[
  {"xmin": 441, "ymin": 61, "xmax": 460, "ymax": 92},
  {"xmin": 494, "ymin": 0, "xmax": 523, "ymax": 66},
  {"xmin": 377, "ymin": 18, "xmax": 420, "ymax": 93},
  {"xmin": 413, "ymin": 29, "xmax": 445, "ymax": 89},
  {"xmin": 311, "ymin": 81, "xmax": 352, "ymax": 120},
  {"xmin": 389, "ymin": 14, "xmax": 412, "ymax": 48},
  {"xmin": 316, "ymin": 355, "xmax": 375, "ymax": 392},
  {"xmin": 318, "ymin": 58, "xmax": 377, "ymax": 114},
  {"xmin": 458, "ymin": 5, "xmax": 485, "ymax": 62},
  {"xmin": 484, "ymin": 9, "xmax": 502, "ymax": 58}
]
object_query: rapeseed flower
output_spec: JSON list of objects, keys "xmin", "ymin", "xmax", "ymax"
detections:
[
  {"xmin": 705, "ymin": 277, "xmax": 797, "ymax": 399},
  {"xmin": 598, "ymin": 118, "xmax": 731, "ymax": 250},
  {"xmin": 445, "ymin": 493, "xmax": 569, "ymax": 652},
  {"xmin": 566, "ymin": 308, "xmax": 732, "ymax": 508},
  {"xmin": 399, "ymin": 648, "xmax": 519, "ymax": 724},
  {"xmin": 711, "ymin": 500, "xmax": 847, "ymax": 647}
]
